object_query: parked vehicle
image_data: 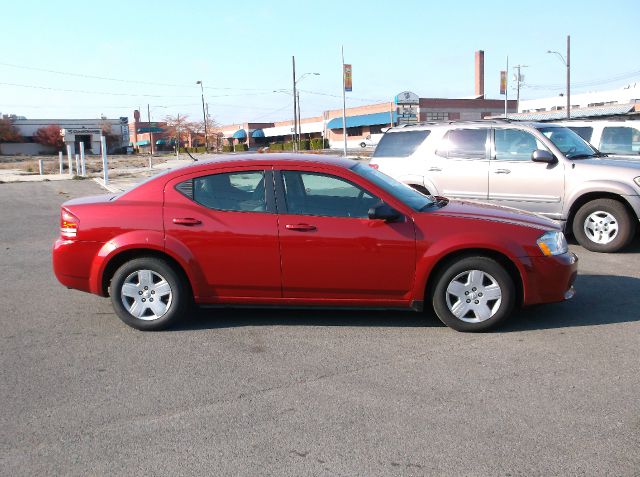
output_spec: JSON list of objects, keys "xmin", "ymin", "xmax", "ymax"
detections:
[
  {"xmin": 53, "ymin": 154, "xmax": 577, "ymax": 332},
  {"xmin": 359, "ymin": 133, "xmax": 383, "ymax": 148},
  {"xmin": 370, "ymin": 120, "xmax": 640, "ymax": 253},
  {"xmin": 555, "ymin": 120, "xmax": 640, "ymax": 159}
]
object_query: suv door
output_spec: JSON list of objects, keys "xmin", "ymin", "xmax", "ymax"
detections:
[
  {"xmin": 488, "ymin": 127, "xmax": 565, "ymax": 219},
  {"xmin": 429, "ymin": 127, "xmax": 490, "ymax": 200},
  {"xmin": 275, "ymin": 167, "xmax": 416, "ymax": 303}
]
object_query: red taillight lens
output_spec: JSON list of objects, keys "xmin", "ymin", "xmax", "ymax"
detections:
[
  {"xmin": 368, "ymin": 163, "xmax": 379, "ymax": 170},
  {"xmin": 60, "ymin": 208, "xmax": 79, "ymax": 239}
]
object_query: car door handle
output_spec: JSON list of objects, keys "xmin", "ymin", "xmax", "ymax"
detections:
[
  {"xmin": 285, "ymin": 223, "xmax": 317, "ymax": 232},
  {"xmin": 172, "ymin": 217, "xmax": 202, "ymax": 226},
  {"xmin": 428, "ymin": 167, "xmax": 442, "ymax": 172},
  {"xmin": 494, "ymin": 169, "xmax": 511, "ymax": 174}
]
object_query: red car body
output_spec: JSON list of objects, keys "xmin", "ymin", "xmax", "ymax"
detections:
[{"xmin": 53, "ymin": 154, "xmax": 577, "ymax": 330}]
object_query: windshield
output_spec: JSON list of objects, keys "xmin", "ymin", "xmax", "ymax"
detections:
[
  {"xmin": 536, "ymin": 126, "xmax": 599, "ymax": 158},
  {"xmin": 352, "ymin": 163, "xmax": 434, "ymax": 211}
]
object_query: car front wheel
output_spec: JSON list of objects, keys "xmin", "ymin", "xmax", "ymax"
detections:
[
  {"xmin": 110, "ymin": 257, "xmax": 190, "ymax": 330},
  {"xmin": 572, "ymin": 198, "xmax": 635, "ymax": 253},
  {"xmin": 431, "ymin": 256, "xmax": 515, "ymax": 332}
]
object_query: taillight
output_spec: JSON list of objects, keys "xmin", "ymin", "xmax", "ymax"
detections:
[
  {"xmin": 369, "ymin": 163, "xmax": 379, "ymax": 170},
  {"xmin": 60, "ymin": 208, "xmax": 79, "ymax": 239}
]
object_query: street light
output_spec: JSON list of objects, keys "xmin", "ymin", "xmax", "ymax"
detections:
[
  {"xmin": 293, "ymin": 71, "xmax": 320, "ymax": 150},
  {"xmin": 547, "ymin": 35, "xmax": 571, "ymax": 119},
  {"xmin": 196, "ymin": 80, "xmax": 209, "ymax": 151}
]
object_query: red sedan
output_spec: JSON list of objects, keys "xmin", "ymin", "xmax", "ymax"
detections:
[{"xmin": 53, "ymin": 154, "xmax": 577, "ymax": 332}]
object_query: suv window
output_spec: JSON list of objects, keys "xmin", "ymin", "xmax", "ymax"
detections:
[
  {"xmin": 190, "ymin": 171, "xmax": 267, "ymax": 212},
  {"xmin": 567, "ymin": 126, "xmax": 594, "ymax": 142},
  {"xmin": 436, "ymin": 128, "xmax": 488, "ymax": 159},
  {"xmin": 373, "ymin": 130, "xmax": 430, "ymax": 158},
  {"xmin": 494, "ymin": 129, "xmax": 547, "ymax": 161},
  {"xmin": 281, "ymin": 171, "xmax": 379, "ymax": 218},
  {"xmin": 600, "ymin": 126, "xmax": 638, "ymax": 154}
]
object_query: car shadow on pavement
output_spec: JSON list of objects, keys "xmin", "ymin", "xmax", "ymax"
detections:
[
  {"xmin": 173, "ymin": 274, "xmax": 640, "ymax": 332},
  {"xmin": 501, "ymin": 274, "xmax": 640, "ymax": 332},
  {"xmin": 177, "ymin": 307, "xmax": 442, "ymax": 331}
]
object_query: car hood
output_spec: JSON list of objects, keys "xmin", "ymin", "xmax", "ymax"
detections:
[
  {"xmin": 575, "ymin": 157, "xmax": 640, "ymax": 169},
  {"xmin": 425, "ymin": 199, "xmax": 560, "ymax": 231}
]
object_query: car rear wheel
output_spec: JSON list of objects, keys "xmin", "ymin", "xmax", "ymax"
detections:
[
  {"xmin": 431, "ymin": 256, "xmax": 515, "ymax": 332},
  {"xmin": 110, "ymin": 257, "xmax": 189, "ymax": 331},
  {"xmin": 572, "ymin": 199, "xmax": 635, "ymax": 253},
  {"xmin": 360, "ymin": 142, "xmax": 367, "ymax": 148}
]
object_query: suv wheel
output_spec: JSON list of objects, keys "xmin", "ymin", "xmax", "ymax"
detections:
[
  {"xmin": 572, "ymin": 199, "xmax": 635, "ymax": 253},
  {"xmin": 431, "ymin": 256, "xmax": 515, "ymax": 332},
  {"xmin": 110, "ymin": 257, "xmax": 190, "ymax": 330}
]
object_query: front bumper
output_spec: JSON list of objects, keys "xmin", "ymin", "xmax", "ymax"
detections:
[{"xmin": 522, "ymin": 251, "xmax": 578, "ymax": 306}]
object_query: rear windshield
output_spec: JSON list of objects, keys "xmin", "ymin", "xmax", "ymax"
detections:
[{"xmin": 373, "ymin": 130, "xmax": 430, "ymax": 158}]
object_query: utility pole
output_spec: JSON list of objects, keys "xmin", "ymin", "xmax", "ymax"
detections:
[
  {"xmin": 147, "ymin": 104, "xmax": 154, "ymax": 156},
  {"xmin": 513, "ymin": 64, "xmax": 528, "ymax": 113},
  {"xmin": 341, "ymin": 45, "xmax": 347, "ymax": 157},
  {"xmin": 292, "ymin": 56, "xmax": 298, "ymax": 152},
  {"xmin": 176, "ymin": 113, "xmax": 180, "ymax": 159},
  {"xmin": 196, "ymin": 81, "xmax": 208, "ymax": 151},
  {"xmin": 504, "ymin": 56, "xmax": 509, "ymax": 118},
  {"xmin": 566, "ymin": 35, "xmax": 571, "ymax": 119},
  {"xmin": 297, "ymin": 90, "xmax": 301, "ymax": 149}
]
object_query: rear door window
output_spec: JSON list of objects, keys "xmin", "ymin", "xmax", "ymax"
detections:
[
  {"xmin": 373, "ymin": 130, "xmax": 430, "ymax": 158},
  {"xmin": 567, "ymin": 126, "xmax": 593, "ymax": 142},
  {"xmin": 184, "ymin": 171, "xmax": 268, "ymax": 212},
  {"xmin": 436, "ymin": 128, "xmax": 489, "ymax": 159},
  {"xmin": 600, "ymin": 126, "xmax": 639, "ymax": 154}
]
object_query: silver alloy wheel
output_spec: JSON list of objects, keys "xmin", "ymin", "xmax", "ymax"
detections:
[
  {"xmin": 584, "ymin": 210, "xmax": 618, "ymax": 245},
  {"xmin": 120, "ymin": 269, "xmax": 173, "ymax": 321},
  {"xmin": 445, "ymin": 269, "xmax": 502, "ymax": 323}
]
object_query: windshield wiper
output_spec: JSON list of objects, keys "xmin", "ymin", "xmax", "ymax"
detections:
[{"xmin": 567, "ymin": 153, "xmax": 598, "ymax": 159}]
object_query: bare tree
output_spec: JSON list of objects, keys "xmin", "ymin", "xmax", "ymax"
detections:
[{"xmin": 163, "ymin": 114, "xmax": 192, "ymax": 148}]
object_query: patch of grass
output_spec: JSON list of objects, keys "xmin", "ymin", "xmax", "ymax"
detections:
[{"xmin": 71, "ymin": 175, "xmax": 87, "ymax": 180}]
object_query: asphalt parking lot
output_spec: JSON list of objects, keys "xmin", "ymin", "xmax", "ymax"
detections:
[{"xmin": 1, "ymin": 180, "xmax": 639, "ymax": 476}]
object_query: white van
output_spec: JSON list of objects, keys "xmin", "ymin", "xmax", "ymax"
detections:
[{"xmin": 556, "ymin": 120, "xmax": 640, "ymax": 159}]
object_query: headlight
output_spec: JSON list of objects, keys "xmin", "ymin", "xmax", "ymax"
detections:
[
  {"xmin": 537, "ymin": 231, "xmax": 568, "ymax": 256},
  {"xmin": 634, "ymin": 176, "xmax": 640, "ymax": 187}
]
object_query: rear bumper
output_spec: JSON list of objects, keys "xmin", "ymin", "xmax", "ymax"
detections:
[
  {"xmin": 52, "ymin": 239, "xmax": 100, "ymax": 294},
  {"xmin": 522, "ymin": 252, "xmax": 578, "ymax": 306}
]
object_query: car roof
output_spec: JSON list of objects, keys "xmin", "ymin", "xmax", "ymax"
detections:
[
  {"xmin": 168, "ymin": 153, "xmax": 358, "ymax": 174},
  {"xmin": 384, "ymin": 119, "xmax": 552, "ymax": 132}
]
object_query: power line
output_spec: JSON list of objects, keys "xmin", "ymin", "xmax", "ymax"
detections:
[
  {"xmin": 0, "ymin": 61, "xmax": 276, "ymax": 92},
  {"xmin": 525, "ymin": 69, "xmax": 640, "ymax": 90}
]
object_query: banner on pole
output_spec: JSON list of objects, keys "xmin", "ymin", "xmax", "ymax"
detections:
[
  {"xmin": 344, "ymin": 64, "xmax": 352, "ymax": 92},
  {"xmin": 500, "ymin": 70, "xmax": 507, "ymax": 95}
]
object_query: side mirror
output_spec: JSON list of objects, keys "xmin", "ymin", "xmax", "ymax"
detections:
[
  {"xmin": 368, "ymin": 203, "xmax": 402, "ymax": 222},
  {"xmin": 531, "ymin": 149, "xmax": 557, "ymax": 163}
]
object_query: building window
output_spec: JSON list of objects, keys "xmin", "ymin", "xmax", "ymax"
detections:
[
  {"xmin": 424, "ymin": 112, "xmax": 449, "ymax": 121},
  {"xmin": 346, "ymin": 126, "xmax": 363, "ymax": 136}
]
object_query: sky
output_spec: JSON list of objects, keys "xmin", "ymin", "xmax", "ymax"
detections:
[{"xmin": 1, "ymin": 0, "xmax": 639, "ymax": 126}]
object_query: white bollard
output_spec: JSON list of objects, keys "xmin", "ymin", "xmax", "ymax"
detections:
[
  {"xmin": 100, "ymin": 136, "xmax": 109, "ymax": 186},
  {"xmin": 66, "ymin": 145, "xmax": 73, "ymax": 176},
  {"xmin": 38, "ymin": 159, "xmax": 44, "ymax": 175},
  {"xmin": 58, "ymin": 151, "xmax": 63, "ymax": 174},
  {"xmin": 75, "ymin": 154, "xmax": 80, "ymax": 175},
  {"xmin": 79, "ymin": 142, "xmax": 86, "ymax": 176}
]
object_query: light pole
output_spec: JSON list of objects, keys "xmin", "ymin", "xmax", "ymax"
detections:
[
  {"xmin": 547, "ymin": 35, "xmax": 571, "ymax": 119},
  {"xmin": 294, "ymin": 73, "xmax": 320, "ymax": 149},
  {"xmin": 196, "ymin": 80, "xmax": 209, "ymax": 151}
]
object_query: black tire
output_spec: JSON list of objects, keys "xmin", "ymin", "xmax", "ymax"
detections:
[
  {"xmin": 572, "ymin": 198, "xmax": 635, "ymax": 253},
  {"xmin": 431, "ymin": 256, "xmax": 515, "ymax": 332},
  {"xmin": 360, "ymin": 142, "xmax": 367, "ymax": 148},
  {"xmin": 110, "ymin": 257, "xmax": 190, "ymax": 331}
]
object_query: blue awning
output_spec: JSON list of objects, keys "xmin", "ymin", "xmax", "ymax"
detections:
[
  {"xmin": 251, "ymin": 129, "xmax": 265, "ymax": 138},
  {"xmin": 327, "ymin": 111, "xmax": 398, "ymax": 129},
  {"xmin": 232, "ymin": 129, "xmax": 247, "ymax": 139},
  {"xmin": 135, "ymin": 140, "xmax": 150, "ymax": 146}
]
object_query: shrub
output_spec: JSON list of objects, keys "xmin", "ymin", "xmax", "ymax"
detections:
[
  {"xmin": 282, "ymin": 142, "xmax": 294, "ymax": 151},
  {"xmin": 299, "ymin": 139, "xmax": 310, "ymax": 151},
  {"xmin": 310, "ymin": 138, "xmax": 328, "ymax": 150},
  {"xmin": 222, "ymin": 144, "xmax": 234, "ymax": 152},
  {"xmin": 269, "ymin": 142, "xmax": 283, "ymax": 151},
  {"xmin": 233, "ymin": 143, "xmax": 248, "ymax": 152}
]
